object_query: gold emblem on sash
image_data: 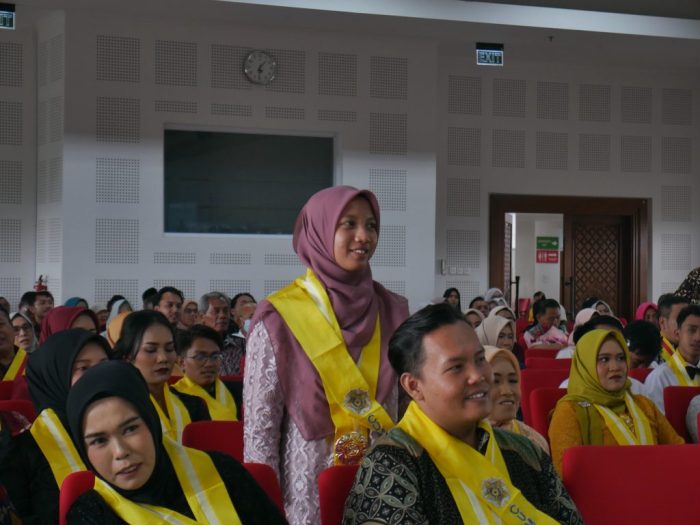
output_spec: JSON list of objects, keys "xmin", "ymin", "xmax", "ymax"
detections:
[
  {"xmin": 333, "ymin": 431, "xmax": 370, "ymax": 466},
  {"xmin": 481, "ymin": 477, "xmax": 509, "ymax": 507},
  {"xmin": 344, "ymin": 389, "xmax": 371, "ymax": 415}
]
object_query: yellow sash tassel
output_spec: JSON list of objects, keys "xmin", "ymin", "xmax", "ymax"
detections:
[
  {"xmin": 398, "ymin": 402, "xmax": 559, "ymax": 525},
  {"xmin": 668, "ymin": 350, "xmax": 700, "ymax": 386},
  {"xmin": 594, "ymin": 393, "xmax": 655, "ymax": 445},
  {"xmin": 30, "ymin": 409, "xmax": 86, "ymax": 486},
  {"xmin": 2, "ymin": 348, "xmax": 27, "ymax": 381},
  {"xmin": 151, "ymin": 386, "xmax": 192, "ymax": 442},
  {"xmin": 173, "ymin": 376, "xmax": 237, "ymax": 421}
]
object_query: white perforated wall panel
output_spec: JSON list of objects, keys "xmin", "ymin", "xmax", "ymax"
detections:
[
  {"xmin": 578, "ymin": 134, "xmax": 610, "ymax": 171},
  {"xmin": 94, "ymin": 279, "xmax": 139, "ymax": 307},
  {"xmin": 209, "ymin": 280, "xmax": 253, "ymax": 297},
  {"xmin": 96, "ymin": 97, "xmax": 140, "ymax": 143},
  {"xmin": 263, "ymin": 253, "xmax": 302, "ymax": 266},
  {"xmin": 369, "ymin": 169, "xmax": 406, "ymax": 212},
  {"xmin": 662, "ymin": 89, "xmax": 692, "ymax": 125},
  {"xmin": 662, "ymin": 137, "xmax": 692, "ymax": 174},
  {"xmin": 96, "ymin": 158, "xmax": 139, "ymax": 203},
  {"xmin": 95, "ymin": 219, "xmax": 139, "ymax": 264},
  {"xmin": 578, "ymin": 84, "xmax": 611, "ymax": 122},
  {"xmin": 661, "ymin": 186, "xmax": 692, "ymax": 222},
  {"xmin": 154, "ymin": 279, "xmax": 195, "ymax": 298},
  {"xmin": 661, "ymin": 234, "xmax": 691, "ymax": 271},
  {"xmin": 493, "ymin": 78, "xmax": 526, "ymax": 118},
  {"xmin": 97, "ymin": 35, "xmax": 140, "ymax": 83},
  {"xmin": 445, "ymin": 280, "xmax": 481, "ymax": 303},
  {"xmin": 370, "ymin": 56, "xmax": 408, "ymax": 100},
  {"xmin": 446, "ymin": 178, "xmax": 480, "ymax": 217},
  {"xmin": 265, "ymin": 49, "xmax": 305, "ymax": 94},
  {"xmin": 318, "ymin": 53, "xmax": 357, "ymax": 97},
  {"xmin": 373, "ymin": 225, "xmax": 406, "ymax": 267},
  {"xmin": 0, "ymin": 42, "xmax": 22, "ymax": 87},
  {"xmin": 370, "ymin": 113, "xmax": 407, "ymax": 155},
  {"xmin": 155, "ymin": 40, "xmax": 197, "ymax": 86},
  {"xmin": 0, "ymin": 101, "xmax": 22, "ymax": 145},
  {"xmin": 620, "ymin": 136, "xmax": 652, "ymax": 172},
  {"xmin": 0, "ymin": 161, "xmax": 21, "ymax": 204},
  {"xmin": 209, "ymin": 253, "xmax": 251, "ymax": 265},
  {"xmin": 0, "ymin": 277, "xmax": 21, "ymax": 308},
  {"xmin": 446, "ymin": 230, "xmax": 480, "ymax": 269},
  {"xmin": 447, "ymin": 76, "xmax": 481, "ymax": 115},
  {"xmin": 0, "ymin": 219, "xmax": 21, "ymax": 263},
  {"xmin": 448, "ymin": 127, "xmax": 481, "ymax": 166},
  {"xmin": 536, "ymin": 132, "xmax": 568, "ymax": 170},
  {"xmin": 621, "ymin": 86, "xmax": 652, "ymax": 124},
  {"xmin": 154, "ymin": 252, "xmax": 196, "ymax": 264},
  {"xmin": 492, "ymin": 129, "xmax": 525, "ymax": 168},
  {"xmin": 378, "ymin": 280, "xmax": 406, "ymax": 296},
  {"xmin": 537, "ymin": 82, "xmax": 568, "ymax": 120}
]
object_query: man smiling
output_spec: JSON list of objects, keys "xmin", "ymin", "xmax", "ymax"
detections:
[{"xmin": 343, "ymin": 303, "xmax": 582, "ymax": 525}]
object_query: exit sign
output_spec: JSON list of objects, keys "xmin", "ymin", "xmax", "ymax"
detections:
[
  {"xmin": 0, "ymin": 3, "xmax": 15, "ymax": 30},
  {"xmin": 476, "ymin": 43, "xmax": 503, "ymax": 66}
]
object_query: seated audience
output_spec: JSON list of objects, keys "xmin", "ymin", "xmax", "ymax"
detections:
[
  {"xmin": 475, "ymin": 315, "xmax": 516, "ymax": 352},
  {"xmin": 656, "ymin": 294, "xmax": 689, "ymax": 363},
  {"xmin": 32, "ymin": 291, "xmax": 54, "ymax": 333},
  {"xmin": 65, "ymin": 361, "xmax": 286, "ymax": 525},
  {"xmin": 178, "ymin": 298, "xmax": 199, "ymax": 330},
  {"xmin": 343, "ymin": 304, "xmax": 582, "ymax": 524},
  {"xmin": 484, "ymin": 287, "xmax": 508, "ymax": 309},
  {"xmin": 105, "ymin": 311, "xmax": 130, "ymax": 349},
  {"xmin": 18, "ymin": 292, "xmax": 37, "ymax": 328},
  {"xmin": 623, "ymin": 320, "xmax": 661, "ymax": 369},
  {"xmin": 635, "ymin": 301, "xmax": 658, "ymax": 327},
  {"xmin": 39, "ymin": 306, "xmax": 99, "ymax": 345},
  {"xmin": 64, "ymin": 297, "xmax": 89, "ymax": 308},
  {"xmin": 524, "ymin": 299, "xmax": 568, "ymax": 348},
  {"xmin": 141, "ymin": 287, "xmax": 158, "ymax": 310},
  {"xmin": 0, "ymin": 308, "xmax": 28, "ymax": 381},
  {"xmin": 94, "ymin": 307, "xmax": 108, "ymax": 332},
  {"xmin": 153, "ymin": 286, "xmax": 184, "ymax": 327},
  {"xmin": 230, "ymin": 293, "xmax": 256, "ymax": 332},
  {"xmin": 485, "ymin": 345, "xmax": 549, "ymax": 453},
  {"xmin": 549, "ymin": 329, "xmax": 683, "ymax": 474},
  {"xmin": 173, "ymin": 325, "xmax": 241, "ymax": 420},
  {"xmin": 644, "ymin": 305, "xmax": 700, "ymax": 412},
  {"xmin": 442, "ymin": 287, "xmax": 462, "ymax": 312},
  {"xmin": 113, "ymin": 310, "xmax": 210, "ymax": 442},
  {"xmin": 226, "ymin": 298, "xmax": 257, "ymax": 375},
  {"xmin": 463, "ymin": 308, "xmax": 484, "ymax": 328},
  {"xmin": 200, "ymin": 292, "xmax": 246, "ymax": 376},
  {"xmin": 593, "ymin": 300, "xmax": 613, "ymax": 316},
  {"xmin": 0, "ymin": 329, "xmax": 110, "ymax": 523},
  {"xmin": 11, "ymin": 311, "xmax": 36, "ymax": 353},
  {"xmin": 101, "ymin": 299, "xmax": 132, "ymax": 340},
  {"xmin": 559, "ymin": 307, "xmax": 598, "ymax": 356},
  {"xmin": 489, "ymin": 304, "xmax": 515, "ymax": 320},
  {"xmin": 527, "ymin": 291, "xmax": 546, "ymax": 321},
  {"xmin": 468, "ymin": 295, "xmax": 490, "ymax": 317}
]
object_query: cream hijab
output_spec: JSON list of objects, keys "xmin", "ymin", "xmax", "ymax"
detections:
[{"xmin": 475, "ymin": 315, "xmax": 516, "ymax": 348}]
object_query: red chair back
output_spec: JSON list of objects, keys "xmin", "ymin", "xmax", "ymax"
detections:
[
  {"xmin": 562, "ymin": 444, "xmax": 700, "ymax": 524},
  {"xmin": 524, "ymin": 348, "xmax": 561, "ymax": 359},
  {"xmin": 517, "ymin": 298, "xmax": 530, "ymax": 319},
  {"xmin": 663, "ymin": 386, "xmax": 700, "ymax": 441},
  {"xmin": 59, "ymin": 471, "xmax": 95, "ymax": 525},
  {"xmin": 220, "ymin": 375, "xmax": 243, "ymax": 383},
  {"xmin": 0, "ymin": 382, "xmax": 13, "ymax": 400},
  {"xmin": 627, "ymin": 367, "xmax": 653, "ymax": 383},
  {"xmin": 0, "ymin": 399, "xmax": 36, "ymax": 423},
  {"xmin": 319, "ymin": 465, "xmax": 359, "ymax": 525},
  {"xmin": 520, "ymin": 368, "xmax": 568, "ymax": 425},
  {"xmin": 243, "ymin": 462, "xmax": 285, "ymax": 516},
  {"xmin": 524, "ymin": 357, "xmax": 571, "ymax": 369},
  {"xmin": 529, "ymin": 387, "xmax": 566, "ymax": 439},
  {"xmin": 182, "ymin": 420, "xmax": 243, "ymax": 462},
  {"xmin": 167, "ymin": 375, "xmax": 182, "ymax": 385},
  {"xmin": 515, "ymin": 318, "xmax": 529, "ymax": 337}
]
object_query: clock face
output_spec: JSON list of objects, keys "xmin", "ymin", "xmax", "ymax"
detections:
[{"xmin": 244, "ymin": 50, "xmax": 277, "ymax": 85}]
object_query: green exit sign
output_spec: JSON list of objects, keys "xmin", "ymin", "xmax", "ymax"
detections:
[{"xmin": 536, "ymin": 236, "xmax": 559, "ymax": 250}]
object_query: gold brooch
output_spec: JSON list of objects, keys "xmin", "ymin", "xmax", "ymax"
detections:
[
  {"xmin": 481, "ymin": 477, "xmax": 510, "ymax": 507},
  {"xmin": 334, "ymin": 431, "xmax": 369, "ymax": 465},
  {"xmin": 343, "ymin": 389, "xmax": 371, "ymax": 415}
]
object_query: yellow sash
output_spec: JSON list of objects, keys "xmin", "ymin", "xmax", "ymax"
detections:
[
  {"xmin": 660, "ymin": 337, "xmax": 675, "ymax": 363},
  {"xmin": 593, "ymin": 393, "xmax": 655, "ymax": 445},
  {"xmin": 2, "ymin": 348, "xmax": 27, "ymax": 381},
  {"xmin": 173, "ymin": 376, "xmax": 237, "ymax": 421},
  {"xmin": 151, "ymin": 386, "xmax": 192, "ymax": 442},
  {"xmin": 398, "ymin": 402, "xmax": 559, "ymax": 525},
  {"xmin": 30, "ymin": 409, "xmax": 86, "ymax": 486},
  {"xmin": 668, "ymin": 350, "xmax": 700, "ymax": 386},
  {"xmin": 93, "ymin": 437, "xmax": 242, "ymax": 524},
  {"xmin": 268, "ymin": 269, "xmax": 394, "ymax": 454}
]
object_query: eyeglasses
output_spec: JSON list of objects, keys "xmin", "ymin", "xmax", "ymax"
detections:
[
  {"xmin": 186, "ymin": 352, "xmax": 223, "ymax": 364},
  {"xmin": 13, "ymin": 323, "xmax": 32, "ymax": 333}
]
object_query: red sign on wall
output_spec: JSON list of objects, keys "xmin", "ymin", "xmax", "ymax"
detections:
[{"xmin": 536, "ymin": 249, "xmax": 559, "ymax": 264}]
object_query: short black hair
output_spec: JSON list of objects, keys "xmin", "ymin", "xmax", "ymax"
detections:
[
  {"xmin": 573, "ymin": 314, "xmax": 624, "ymax": 344},
  {"xmin": 533, "ymin": 291, "xmax": 545, "ymax": 299},
  {"xmin": 677, "ymin": 305, "xmax": 700, "ymax": 329},
  {"xmin": 142, "ymin": 287, "xmax": 157, "ymax": 301},
  {"xmin": 657, "ymin": 294, "xmax": 689, "ymax": 319},
  {"xmin": 534, "ymin": 298, "xmax": 560, "ymax": 318},
  {"xmin": 106, "ymin": 295, "xmax": 126, "ymax": 312},
  {"xmin": 623, "ymin": 320, "xmax": 661, "ymax": 360},
  {"xmin": 155, "ymin": 286, "xmax": 184, "ymax": 305},
  {"xmin": 19, "ymin": 291, "xmax": 36, "ymax": 309},
  {"xmin": 35, "ymin": 290, "xmax": 54, "ymax": 302},
  {"xmin": 389, "ymin": 303, "xmax": 467, "ymax": 378},
  {"xmin": 176, "ymin": 324, "xmax": 223, "ymax": 356},
  {"xmin": 0, "ymin": 305, "xmax": 9, "ymax": 321},
  {"xmin": 112, "ymin": 310, "xmax": 175, "ymax": 361},
  {"xmin": 231, "ymin": 293, "xmax": 256, "ymax": 310},
  {"xmin": 581, "ymin": 296, "xmax": 600, "ymax": 309},
  {"xmin": 468, "ymin": 296, "xmax": 485, "ymax": 308}
]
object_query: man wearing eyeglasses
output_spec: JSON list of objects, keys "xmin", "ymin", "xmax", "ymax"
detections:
[{"xmin": 172, "ymin": 324, "xmax": 242, "ymax": 421}]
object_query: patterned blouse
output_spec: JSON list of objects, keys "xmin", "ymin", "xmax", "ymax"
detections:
[
  {"xmin": 343, "ymin": 427, "xmax": 583, "ymax": 525},
  {"xmin": 676, "ymin": 267, "xmax": 700, "ymax": 304}
]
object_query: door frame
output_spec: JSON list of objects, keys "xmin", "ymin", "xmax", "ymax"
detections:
[{"xmin": 488, "ymin": 194, "xmax": 650, "ymax": 317}]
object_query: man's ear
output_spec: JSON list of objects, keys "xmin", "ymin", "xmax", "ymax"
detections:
[{"xmin": 400, "ymin": 372, "xmax": 424, "ymax": 402}]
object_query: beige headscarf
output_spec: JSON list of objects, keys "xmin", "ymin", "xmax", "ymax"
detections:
[
  {"xmin": 475, "ymin": 315, "xmax": 516, "ymax": 348},
  {"xmin": 488, "ymin": 305, "xmax": 516, "ymax": 319}
]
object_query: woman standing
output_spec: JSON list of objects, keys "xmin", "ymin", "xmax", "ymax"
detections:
[{"xmin": 244, "ymin": 186, "xmax": 408, "ymax": 524}]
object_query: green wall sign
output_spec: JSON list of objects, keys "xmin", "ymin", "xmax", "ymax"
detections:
[{"xmin": 536, "ymin": 236, "xmax": 559, "ymax": 250}]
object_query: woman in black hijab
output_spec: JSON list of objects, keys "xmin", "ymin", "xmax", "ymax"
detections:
[
  {"xmin": 0, "ymin": 329, "xmax": 111, "ymax": 524},
  {"xmin": 65, "ymin": 361, "xmax": 286, "ymax": 524}
]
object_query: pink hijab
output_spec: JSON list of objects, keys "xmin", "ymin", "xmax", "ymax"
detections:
[
  {"xmin": 252, "ymin": 186, "xmax": 409, "ymax": 440},
  {"xmin": 635, "ymin": 301, "xmax": 657, "ymax": 321}
]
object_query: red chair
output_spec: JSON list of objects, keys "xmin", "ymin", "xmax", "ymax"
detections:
[
  {"xmin": 182, "ymin": 420, "xmax": 243, "ymax": 462},
  {"xmin": 319, "ymin": 465, "xmax": 360, "ymax": 525},
  {"xmin": 524, "ymin": 357, "xmax": 571, "ymax": 369},
  {"xmin": 59, "ymin": 470, "xmax": 95, "ymax": 525},
  {"xmin": 0, "ymin": 382, "xmax": 13, "ymax": 400},
  {"xmin": 220, "ymin": 374, "xmax": 243, "ymax": 383},
  {"xmin": 524, "ymin": 348, "xmax": 561, "ymax": 359},
  {"xmin": 517, "ymin": 298, "xmax": 530, "ymax": 319},
  {"xmin": 529, "ymin": 387, "xmax": 566, "ymax": 439},
  {"xmin": 520, "ymin": 368, "xmax": 568, "ymax": 425},
  {"xmin": 562, "ymin": 444, "xmax": 700, "ymax": 525},
  {"xmin": 244, "ymin": 462, "xmax": 285, "ymax": 516},
  {"xmin": 515, "ymin": 317, "xmax": 529, "ymax": 337},
  {"xmin": 663, "ymin": 386, "xmax": 700, "ymax": 441},
  {"xmin": 167, "ymin": 375, "xmax": 183, "ymax": 385},
  {"xmin": 0, "ymin": 399, "xmax": 36, "ymax": 422},
  {"xmin": 627, "ymin": 367, "xmax": 653, "ymax": 383}
]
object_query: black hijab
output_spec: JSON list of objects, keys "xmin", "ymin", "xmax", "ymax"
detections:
[
  {"xmin": 66, "ymin": 361, "xmax": 190, "ymax": 511},
  {"xmin": 26, "ymin": 329, "xmax": 112, "ymax": 422}
]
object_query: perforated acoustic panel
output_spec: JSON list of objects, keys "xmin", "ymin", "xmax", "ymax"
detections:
[
  {"xmin": 536, "ymin": 131, "xmax": 568, "ymax": 170},
  {"xmin": 0, "ymin": 160, "xmax": 21, "ymax": 204},
  {"xmin": 446, "ymin": 230, "xmax": 480, "ymax": 269},
  {"xmin": 317, "ymin": 109, "xmax": 356, "ymax": 122},
  {"xmin": 660, "ymin": 233, "xmax": 691, "ymax": 271},
  {"xmin": 621, "ymin": 86, "xmax": 652, "ymax": 124},
  {"xmin": 154, "ymin": 279, "xmax": 195, "ymax": 299},
  {"xmin": 492, "ymin": 129, "xmax": 525, "ymax": 168},
  {"xmin": 46, "ymin": 278, "xmax": 61, "ymax": 303},
  {"xmin": 209, "ymin": 252, "xmax": 251, "ymax": 265},
  {"xmin": 662, "ymin": 137, "xmax": 692, "ymax": 174},
  {"xmin": 661, "ymin": 186, "xmax": 692, "ymax": 222},
  {"xmin": 48, "ymin": 218, "xmax": 62, "ymax": 263},
  {"xmin": 373, "ymin": 225, "xmax": 406, "ymax": 267},
  {"xmin": 36, "ymin": 220, "xmax": 46, "ymax": 263},
  {"xmin": 446, "ymin": 178, "xmax": 480, "ymax": 218},
  {"xmin": 95, "ymin": 218, "xmax": 139, "ymax": 264},
  {"xmin": 378, "ymin": 280, "xmax": 406, "ymax": 296},
  {"xmin": 370, "ymin": 113, "xmax": 407, "ymax": 155},
  {"xmin": 0, "ymin": 219, "xmax": 20, "ymax": 263},
  {"xmin": 265, "ymin": 106, "xmax": 305, "ymax": 120},
  {"xmin": 94, "ymin": 279, "xmax": 139, "ymax": 307},
  {"xmin": 49, "ymin": 96, "xmax": 63, "ymax": 143},
  {"xmin": 264, "ymin": 254, "xmax": 302, "ymax": 266},
  {"xmin": 211, "ymin": 103, "xmax": 252, "ymax": 118},
  {"xmin": 493, "ymin": 78, "xmax": 526, "ymax": 118},
  {"xmin": 369, "ymin": 168, "xmax": 406, "ymax": 211},
  {"xmin": 578, "ymin": 134, "xmax": 611, "ymax": 172},
  {"xmin": 265, "ymin": 49, "xmax": 305, "ymax": 94},
  {"xmin": 210, "ymin": 44, "xmax": 250, "ymax": 90},
  {"xmin": 0, "ymin": 277, "xmax": 21, "ymax": 308},
  {"xmin": 447, "ymin": 127, "xmax": 481, "ymax": 167},
  {"xmin": 37, "ymin": 41, "xmax": 47, "ymax": 87},
  {"xmin": 446, "ymin": 280, "xmax": 481, "ymax": 303},
  {"xmin": 447, "ymin": 76, "xmax": 481, "ymax": 115},
  {"xmin": 0, "ymin": 101, "xmax": 21, "ymax": 145},
  {"xmin": 662, "ymin": 89, "xmax": 692, "ymax": 125},
  {"xmin": 537, "ymin": 82, "xmax": 568, "ymax": 120},
  {"xmin": 370, "ymin": 56, "xmax": 407, "ymax": 100},
  {"xmin": 0, "ymin": 42, "xmax": 22, "ymax": 87},
  {"xmin": 96, "ymin": 158, "xmax": 139, "ymax": 203},
  {"xmin": 318, "ymin": 53, "xmax": 357, "ymax": 96},
  {"xmin": 49, "ymin": 157, "xmax": 62, "ymax": 203},
  {"xmin": 155, "ymin": 40, "xmax": 197, "ymax": 87},
  {"xmin": 661, "ymin": 282, "xmax": 681, "ymax": 294},
  {"xmin": 209, "ymin": 280, "xmax": 252, "ymax": 298},
  {"xmin": 49, "ymin": 34, "xmax": 64, "ymax": 83},
  {"xmin": 265, "ymin": 280, "xmax": 291, "ymax": 296},
  {"xmin": 578, "ymin": 84, "xmax": 611, "ymax": 122},
  {"xmin": 153, "ymin": 252, "xmax": 196, "ymax": 264},
  {"xmin": 37, "ymin": 160, "xmax": 47, "ymax": 204},
  {"xmin": 155, "ymin": 100, "xmax": 197, "ymax": 114},
  {"xmin": 620, "ymin": 136, "xmax": 651, "ymax": 172},
  {"xmin": 96, "ymin": 35, "xmax": 140, "ymax": 83},
  {"xmin": 37, "ymin": 100, "xmax": 47, "ymax": 146},
  {"xmin": 96, "ymin": 97, "xmax": 140, "ymax": 143}
]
